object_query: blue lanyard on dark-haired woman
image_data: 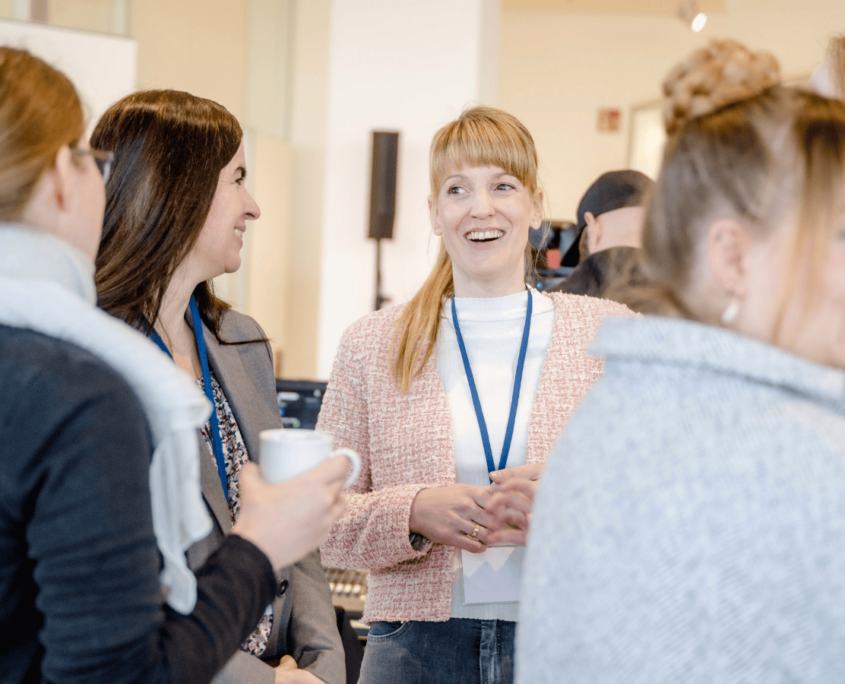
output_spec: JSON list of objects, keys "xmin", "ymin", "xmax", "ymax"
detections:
[
  {"xmin": 149, "ymin": 296, "xmax": 229, "ymax": 503},
  {"xmin": 451, "ymin": 287, "xmax": 532, "ymax": 482}
]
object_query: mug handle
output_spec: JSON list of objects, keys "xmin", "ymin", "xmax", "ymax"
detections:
[{"xmin": 331, "ymin": 447, "xmax": 361, "ymax": 489}]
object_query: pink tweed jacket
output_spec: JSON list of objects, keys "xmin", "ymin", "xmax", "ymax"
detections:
[{"xmin": 317, "ymin": 292, "xmax": 632, "ymax": 623}]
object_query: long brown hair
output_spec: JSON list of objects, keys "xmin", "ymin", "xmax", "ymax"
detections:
[
  {"xmin": 392, "ymin": 106, "xmax": 542, "ymax": 391},
  {"xmin": 92, "ymin": 90, "xmax": 249, "ymax": 342},
  {"xmin": 629, "ymin": 39, "xmax": 845, "ymax": 342},
  {"xmin": 0, "ymin": 48, "xmax": 84, "ymax": 221}
]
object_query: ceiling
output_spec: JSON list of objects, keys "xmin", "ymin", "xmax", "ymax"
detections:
[{"xmin": 502, "ymin": 0, "xmax": 727, "ymax": 14}]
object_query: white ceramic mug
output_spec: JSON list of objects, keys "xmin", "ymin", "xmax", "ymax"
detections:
[{"xmin": 259, "ymin": 429, "xmax": 361, "ymax": 489}]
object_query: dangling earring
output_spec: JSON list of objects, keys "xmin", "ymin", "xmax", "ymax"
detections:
[{"xmin": 721, "ymin": 297, "xmax": 740, "ymax": 326}]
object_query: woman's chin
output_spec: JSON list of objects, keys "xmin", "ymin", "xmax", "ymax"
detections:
[{"xmin": 223, "ymin": 257, "xmax": 243, "ymax": 275}]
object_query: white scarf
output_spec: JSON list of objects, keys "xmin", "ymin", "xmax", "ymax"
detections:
[{"xmin": 0, "ymin": 224, "xmax": 212, "ymax": 614}]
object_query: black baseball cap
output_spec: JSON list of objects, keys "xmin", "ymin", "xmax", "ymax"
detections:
[{"xmin": 576, "ymin": 170, "xmax": 654, "ymax": 229}]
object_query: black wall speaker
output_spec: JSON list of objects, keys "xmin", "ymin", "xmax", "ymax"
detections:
[{"xmin": 368, "ymin": 131, "xmax": 399, "ymax": 240}]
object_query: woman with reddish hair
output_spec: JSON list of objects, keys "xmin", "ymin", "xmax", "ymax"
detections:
[{"xmin": 0, "ymin": 47, "xmax": 347, "ymax": 684}]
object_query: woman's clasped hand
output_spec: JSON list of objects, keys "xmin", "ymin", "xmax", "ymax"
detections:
[
  {"xmin": 409, "ymin": 463, "xmax": 543, "ymax": 551},
  {"xmin": 410, "ymin": 483, "xmax": 495, "ymax": 551},
  {"xmin": 486, "ymin": 463, "xmax": 543, "ymax": 546}
]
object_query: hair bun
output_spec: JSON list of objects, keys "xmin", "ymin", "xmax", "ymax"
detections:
[{"xmin": 662, "ymin": 39, "xmax": 781, "ymax": 135}]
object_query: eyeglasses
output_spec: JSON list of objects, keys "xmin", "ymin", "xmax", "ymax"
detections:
[{"xmin": 70, "ymin": 147, "xmax": 114, "ymax": 184}]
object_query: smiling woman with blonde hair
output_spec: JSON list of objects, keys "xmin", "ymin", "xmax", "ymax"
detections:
[{"xmin": 316, "ymin": 106, "xmax": 631, "ymax": 684}]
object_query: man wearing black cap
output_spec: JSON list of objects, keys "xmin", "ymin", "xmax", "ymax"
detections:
[{"xmin": 550, "ymin": 170, "xmax": 654, "ymax": 302}]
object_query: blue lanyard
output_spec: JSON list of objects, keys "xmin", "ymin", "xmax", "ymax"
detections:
[
  {"xmin": 451, "ymin": 288, "xmax": 532, "ymax": 480},
  {"xmin": 149, "ymin": 297, "xmax": 229, "ymax": 503}
]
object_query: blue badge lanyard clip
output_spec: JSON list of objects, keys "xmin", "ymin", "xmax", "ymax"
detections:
[
  {"xmin": 451, "ymin": 288, "xmax": 532, "ymax": 482},
  {"xmin": 149, "ymin": 297, "xmax": 229, "ymax": 503}
]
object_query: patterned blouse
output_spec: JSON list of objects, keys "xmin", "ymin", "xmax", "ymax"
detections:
[{"xmin": 199, "ymin": 371, "xmax": 273, "ymax": 657}]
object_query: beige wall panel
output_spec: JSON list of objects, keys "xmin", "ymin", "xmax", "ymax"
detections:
[
  {"xmin": 245, "ymin": 0, "xmax": 291, "ymax": 139},
  {"xmin": 499, "ymin": 11, "xmax": 698, "ymax": 221},
  {"xmin": 130, "ymin": 0, "xmax": 250, "ymax": 121},
  {"xmin": 247, "ymin": 132, "xmax": 292, "ymax": 376},
  {"xmin": 49, "ymin": 0, "xmax": 111, "ymax": 32},
  {"xmin": 282, "ymin": 0, "xmax": 331, "ymax": 380},
  {"xmin": 499, "ymin": 5, "xmax": 845, "ymax": 222}
]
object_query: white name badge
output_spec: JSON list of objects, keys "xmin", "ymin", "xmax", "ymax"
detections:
[{"xmin": 461, "ymin": 545, "xmax": 525, "ymax": 604}]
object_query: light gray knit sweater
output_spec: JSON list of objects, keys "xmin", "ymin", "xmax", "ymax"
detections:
[{"xmin": 517, "ymin": 316, "xmax": 845, "ymax": 683}]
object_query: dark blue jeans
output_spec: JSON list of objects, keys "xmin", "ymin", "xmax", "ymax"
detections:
[{"xmin": 359, "ymin": 618, "xmax": 516, "ymax": 684}]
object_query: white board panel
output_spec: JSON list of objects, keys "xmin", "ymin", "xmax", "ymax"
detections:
[
  {"xmin": 628, "ymin": 100, "xmax": 665, "ymax": 182},
  {"xmin": 0, "ymin": 19, "xmax": 136, "ymax": 135}
]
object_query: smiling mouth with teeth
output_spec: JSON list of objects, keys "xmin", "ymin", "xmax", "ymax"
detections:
[{"xmin": 467, "ymin": 230, "xmax": 503, "ymax": 243}]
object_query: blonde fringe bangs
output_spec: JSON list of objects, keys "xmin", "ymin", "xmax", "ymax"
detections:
[{"xmin": 429, "ymin": 108, "xmax": 539, "ymax": 199}]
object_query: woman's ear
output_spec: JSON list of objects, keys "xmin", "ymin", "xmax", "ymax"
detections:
[
  {"xmin": 584, "ymin": 212, "xmax": 602, "ymax": 253},
  {"xmin": 20, "ymin": 146, "xmax": 71, "ymax": 229},
  {"xmin": 707, "ymin": 217, "xmax": 749, "ymax": 298},
  {"xmin": 52, "ymin": 146, "xmax": 75, "ymax": 209},
  {"xmin": 531, "ymin": 190, "xmax": 544, "ymax": 229}
]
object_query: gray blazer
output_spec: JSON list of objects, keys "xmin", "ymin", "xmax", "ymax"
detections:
[{"xmin": 186, "ymin": 309, "xmax": 344, "ymax": 684}]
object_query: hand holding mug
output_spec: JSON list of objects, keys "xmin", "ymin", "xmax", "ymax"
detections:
[
  {"xmin": 232, "ymin": 458, "xmax": 348, "ymax": 570},
  {"xmin": 259, "ymin": 429, "xmax": 361, "ymax": 488}
]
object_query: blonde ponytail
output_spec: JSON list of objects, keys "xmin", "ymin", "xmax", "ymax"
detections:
[{"xmin": 392, "ymin": 243, "xmax": 453, "ymax": 392}]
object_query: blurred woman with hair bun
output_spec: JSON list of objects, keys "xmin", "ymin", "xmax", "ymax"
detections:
[{"xmin": 519, "ymin": 39, "xmax": 845, "ymax": 683}]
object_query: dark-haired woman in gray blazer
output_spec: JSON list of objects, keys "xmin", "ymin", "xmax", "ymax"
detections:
[{"xmin": 92, "ymin": 89, "xmax": 344, "ymax": 684}]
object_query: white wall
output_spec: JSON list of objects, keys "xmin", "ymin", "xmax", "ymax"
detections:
[
  {"xmin": 499, "ymin": 0, "xmax": 845, "ymax": 222},
  {"xmin": 247, "ymin": 133, "xmax": 293, "ymax": 374},
  {"xmin": 0, "ymin": 19, "xmax": 136, "ymax": 135},
  {"xmin": 315, "ymin": 0, "xmax": 501, "ymax": 378}
]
